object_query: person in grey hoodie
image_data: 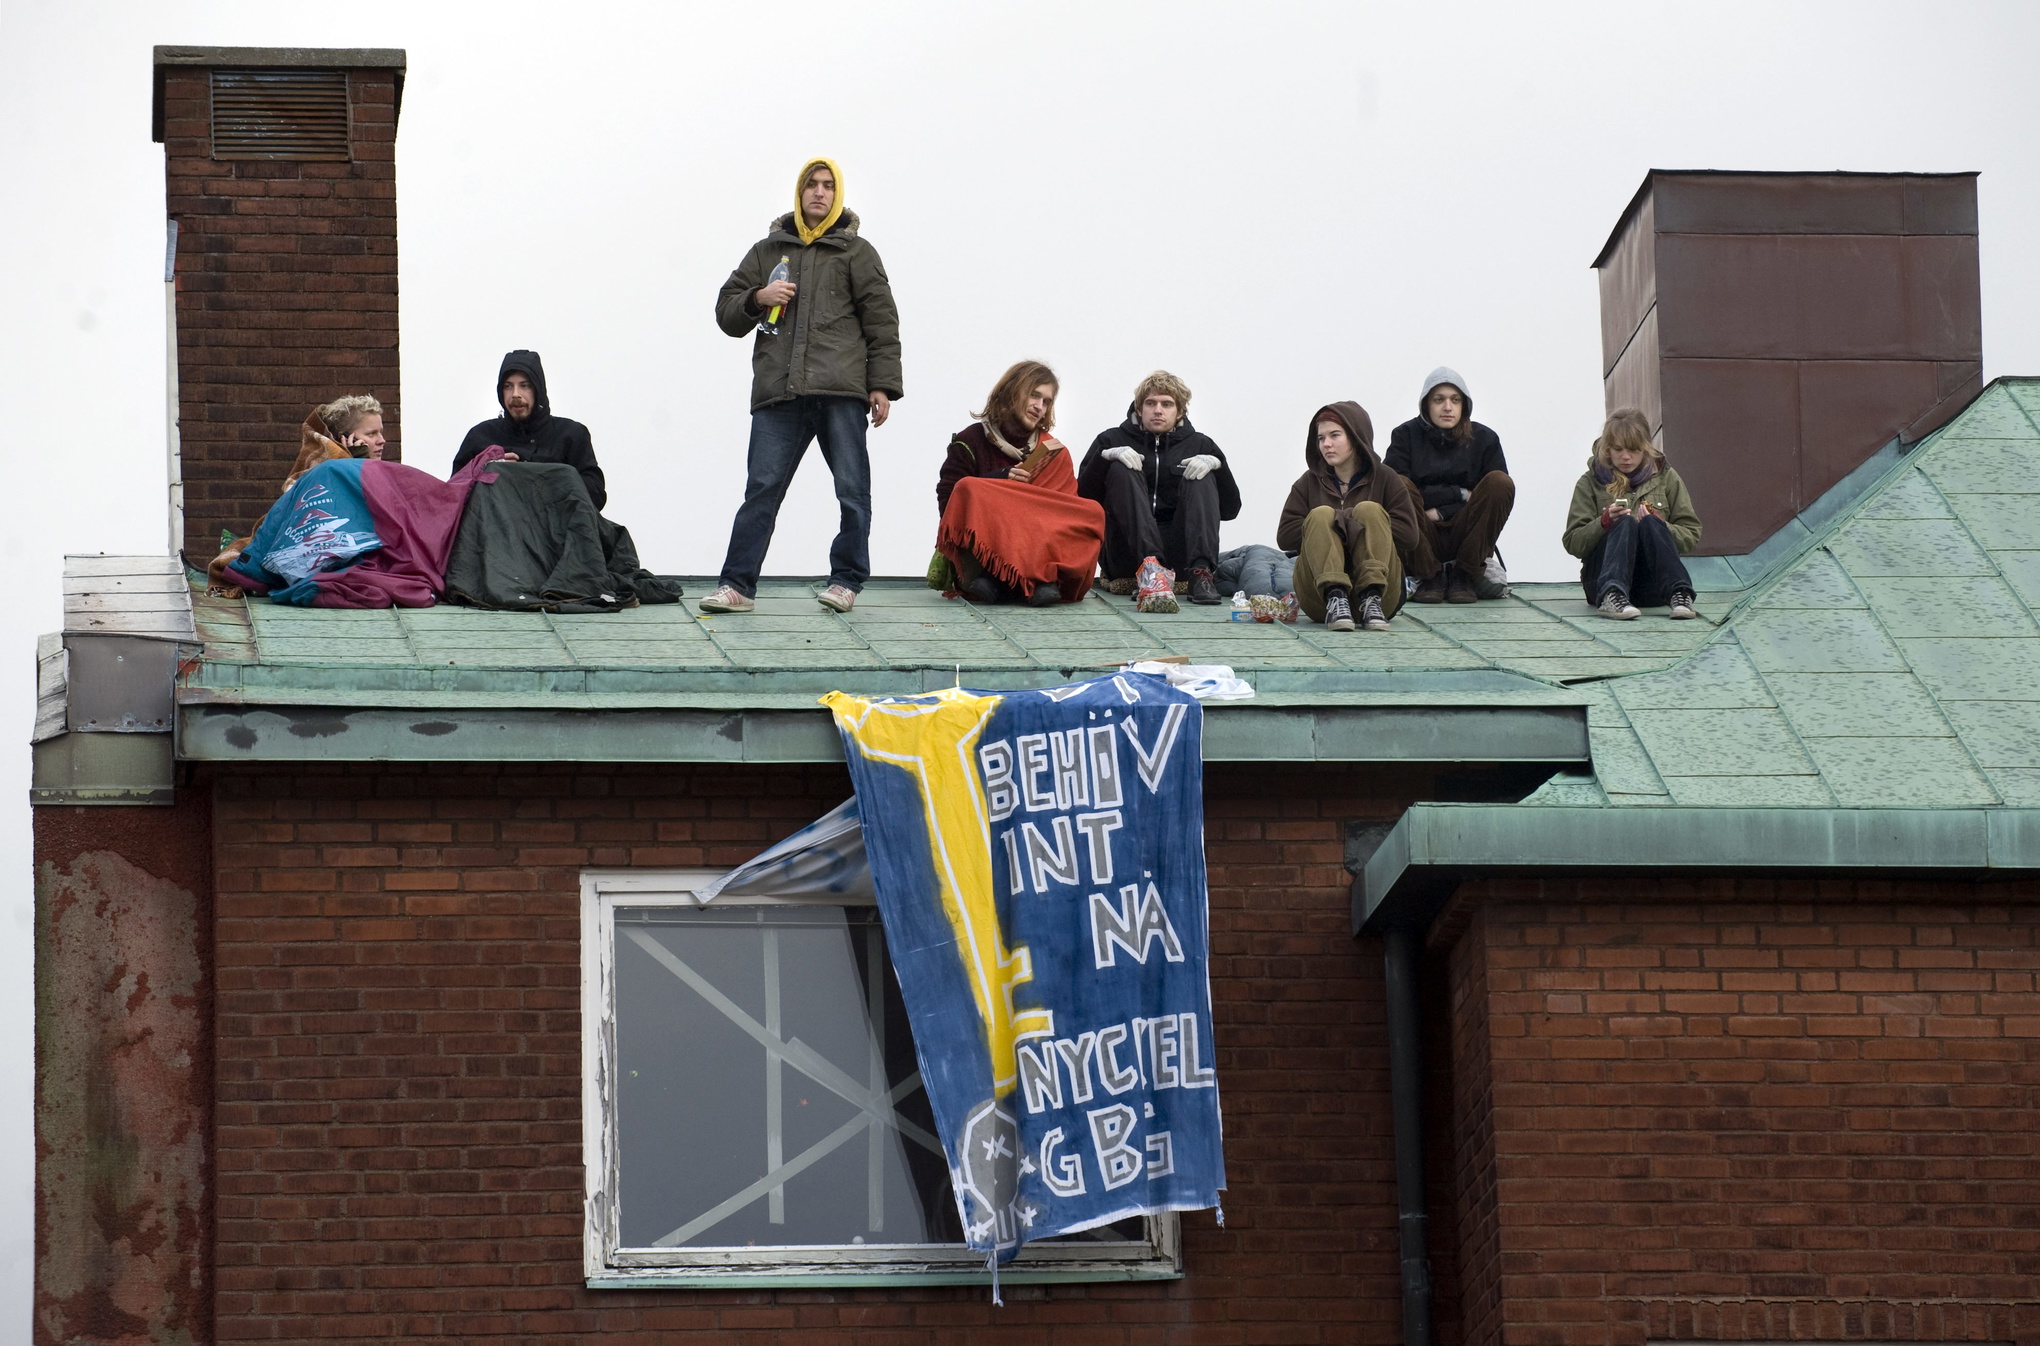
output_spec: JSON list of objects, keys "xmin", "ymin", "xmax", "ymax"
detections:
[{"xmin": 1384, "ymin": 366, "xmax": 1513, "ymax": 603}]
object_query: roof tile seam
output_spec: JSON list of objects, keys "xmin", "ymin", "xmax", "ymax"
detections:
[
  {"xmin": 1587, "ymin": 687, "xmax": 1672, "ymax": 800},
  {"xmin": 808, "ymin": 585, "xmax": 892, "ymax": 666},
  {"xmin": 1895, "ymin": 465, "xmax": 2025, "ymax": 805},
  {"xmin": 941, "ymin": 593, "xmax": 1041, "ymax": 669},
  {"xmin": 1721, "ymin": 634, "xmax": 1842, "ymax": 807},
  {"xmin": 1518, "ymin": 591, "xmax": 1651, "ymax": 659},
  {"xmin": 1384, "ymin": 612, "xmax": 1516, "ymax": 680},
  {"xmin": 392, "ymin": 605, "xmax": 428, "ymax": 666},
  {"xmin": 686, "ymin": 606, "xmax": 745, "ymax": 670}
]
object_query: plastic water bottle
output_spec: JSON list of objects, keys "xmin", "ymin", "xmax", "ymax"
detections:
[{"xmin": 758, "ymin": 256, "xmax": 791, "ymax": 335}]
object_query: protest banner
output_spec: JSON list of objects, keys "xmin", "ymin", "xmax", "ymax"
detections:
[{"xmin": 823, "ymin": 672, "xmax": 1225, "ymax": 1263}]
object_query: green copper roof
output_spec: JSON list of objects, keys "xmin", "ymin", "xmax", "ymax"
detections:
[
  {"xmin": 184, "ymin": 574, "xmax": 1738, "ymax": 698},
  {"xmin": 174, "ymin": 377, "xmax": 2040, "ymax": 787},
  {"xmin": 1519, "ymin": 377, "xmax": 2040, "ymax": 809}
]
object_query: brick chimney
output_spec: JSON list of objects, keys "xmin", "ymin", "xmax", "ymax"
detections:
[
  {"xmin": 1592, "ymin": 171, "xmax": 1981, "ymax": 555},
  {"xmin": 153, "ymin": 46, "xmax": 405, "ymax": 563}
]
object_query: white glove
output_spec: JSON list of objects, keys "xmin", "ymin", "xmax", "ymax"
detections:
[
  {"xmin": 1104, "ymin": 445, "xmax": 1144, "ymax": 471},
  {"xmin": 1180, "ymin": 454, "xmax": 1220, "ymax": 481}
]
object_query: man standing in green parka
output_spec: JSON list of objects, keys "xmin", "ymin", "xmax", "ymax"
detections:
[{"xmin": 701, "ymin": 157, "xmax": 904, "ymax": 615}]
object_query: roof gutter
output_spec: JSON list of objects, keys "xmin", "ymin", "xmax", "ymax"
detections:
[
  {"xmin": 175, "ymin": 702, "xmax": 1589, "ymax": 766},
  {"xmin": 1356, "ymin": 804, "xmax": 2040, "ymax": 934}
]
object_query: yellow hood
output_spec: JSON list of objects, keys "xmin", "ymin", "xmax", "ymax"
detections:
[{"xmin": 792, "ymin": 157, "xmax": 845, "ymax": 246}]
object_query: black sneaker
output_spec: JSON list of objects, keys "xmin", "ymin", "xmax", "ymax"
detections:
[
  {"xmin": 1322, "ymin": 589, "xmax": 1356, "ymax": 632},
  {"xmin": 1357, "ymin": 588, "xmax": 1390, "ymax": 631},
  {"xmin": 1667, "ymin": 590, "xmax": 1697, "ymax": 620},
  {"xmin": 1596, "ymin": 587, "xmax": 1640, "ymax": 621},
  {"xmin": 1026, "ymin": 583, "xmax": 1062, "ymax": 607},
  {"xmin": 1187, "ymin": 568, "xmax": 1221, "ymax": 605}
]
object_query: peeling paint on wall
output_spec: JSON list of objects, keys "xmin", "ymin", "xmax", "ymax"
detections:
[{"xmin": 36, "ymin": 796, "xmax": 212, "ymax": 1346}]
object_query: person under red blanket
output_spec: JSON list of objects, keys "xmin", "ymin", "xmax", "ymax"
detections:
[{"xmin": 935, "ymin": 361, "xmax": 1104, "ymax": 606}]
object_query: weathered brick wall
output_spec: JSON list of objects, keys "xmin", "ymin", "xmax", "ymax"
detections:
[
  {"xmin": 1446, "ymin": 879, "xmax": 2040, "ymax": 1346},
  {"xmin": 208, "ymin": 760, "xmax": 1478, "ymax": 1344},
  {"xmin": 35, "ymin": 792, "xmax": 215, "ymax": 1346},
  {"xmin": 159, "ymin": 65, "xmax": 401, "ymax": 563}
]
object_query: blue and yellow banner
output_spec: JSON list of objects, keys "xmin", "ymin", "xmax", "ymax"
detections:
[{"xmin": 823, "ymin": 672, "xmax": 1224, "ymax": 1258}]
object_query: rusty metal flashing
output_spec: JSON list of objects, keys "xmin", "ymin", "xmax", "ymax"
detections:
[{"xmin": 31, "ymin": 734, "xmax": 176, "ymax": 806}]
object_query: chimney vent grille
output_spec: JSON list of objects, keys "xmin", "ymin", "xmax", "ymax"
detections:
[{"xmin": 210, "ymin": 70, "xmax": 350, "ymax": 161}]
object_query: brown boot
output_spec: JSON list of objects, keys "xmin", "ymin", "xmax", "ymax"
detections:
[
  {"xmin": 1445, "ymin": 564, "xmax": 1477, "ymax": 604},
  {"xmin": 1410, "ymin": 570, "xmax": 1447, "ymax": 604}
]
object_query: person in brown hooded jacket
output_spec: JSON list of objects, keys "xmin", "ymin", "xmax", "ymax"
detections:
[{"xmin": 1276, "ymin": 402, "xmax": 1420, "ymax": 632}]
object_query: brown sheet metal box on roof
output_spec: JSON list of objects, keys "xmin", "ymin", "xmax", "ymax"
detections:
[{"xmin": 1593, "ymin": 171, "xmax": 1981, "ymax": 555}]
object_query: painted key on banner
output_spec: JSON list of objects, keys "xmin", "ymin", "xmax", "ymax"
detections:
[{"xmin": 822, "ymin": 672, "xmax": 1225, "ymax": 1262}]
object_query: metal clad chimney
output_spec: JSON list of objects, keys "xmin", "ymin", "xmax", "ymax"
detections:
[{"xmin": 1593, "ymin": 171, "xmax": 1981, "ymax": 555}]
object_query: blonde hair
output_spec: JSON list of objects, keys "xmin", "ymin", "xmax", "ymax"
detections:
[
  {"xmin": 317, "ymin": 393, "xmax": 384, "ymax": 438},
  {"xmin": 1592, "ymin": 408, "xmax": 1662, "ymax": 489},
  {"xmin": 1132, "ymin": 370, "xmax": 1191, "ymax": 417}
]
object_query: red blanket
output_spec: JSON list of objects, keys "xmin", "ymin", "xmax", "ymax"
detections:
[{"xmin": 937, "ymin": 449, "xmax": 1103, "ymax": 602}]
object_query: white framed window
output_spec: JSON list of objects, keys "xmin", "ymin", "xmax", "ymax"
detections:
[{"xmin": 581, "ymin": 869, "xmax": 1182, "ymax": 1288}]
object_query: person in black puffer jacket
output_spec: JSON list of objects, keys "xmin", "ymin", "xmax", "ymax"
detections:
[
  {"xmin": 1076, "ymin": 370, "xmax": 1241, "ymax": 604},
  {"xmin": 1383, "ymin": 365, "xmax": 1513, "ymax": 603},
  {"xmin": 452, "ymin": 350, "xmax": 607, "ymax": 510}
]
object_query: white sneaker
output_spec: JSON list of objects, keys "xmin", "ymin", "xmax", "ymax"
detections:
[
  {"xmin": 817, "ymin": 584, "xmax": 856, "ymax": 613},
  {"xmin": 699, "ymin": 584, "xmax": 754, "ymax": 614}
]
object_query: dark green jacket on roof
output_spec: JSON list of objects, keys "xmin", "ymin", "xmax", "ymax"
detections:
[
  {"xmin": 1562, "ymin": 461, "xmax": 1703, "ymax": 559},
  {"xmin": 715, "ymin": 209, "xmax": 904, "ymax": 412}
]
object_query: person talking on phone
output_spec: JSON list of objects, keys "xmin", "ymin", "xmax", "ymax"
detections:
[
  {"xmin": 1076, "ymin": 370, "xmax": 1240, "ymax": 605},
  {"xmin": 1562, "ymin": 407, "xmax": 1703, "ymax": 621},
  {"xmin": 451, "ymin": 350, "xmax": 606, "ymax": 508},
  {"xmin": 699, "ymin": 157, "xmax": 904, "ymax": 616},
  {"xmin": 316, "ymin": 394, "xmax": 388, "ymax": 460},
  {"xmin": 931, "ymin": 361, "xmax": 1102, "ymax": 606}
]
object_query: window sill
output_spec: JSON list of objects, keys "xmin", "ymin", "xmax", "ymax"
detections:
[{"xmin": 587, "ymin": 1264, "xmax": 1183, "ymax": 1290}]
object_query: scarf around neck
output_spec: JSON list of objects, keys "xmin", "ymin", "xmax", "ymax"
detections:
[
  {"xmin": 983, "ymin": 419, "xmax": 1061, "ymax": 463},
  {"xmin": 1594, "ymin": 460, "xmax": 1659, "ymax": 491}
]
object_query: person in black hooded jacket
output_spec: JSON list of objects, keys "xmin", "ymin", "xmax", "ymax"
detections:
[
  {"xmin": 452, "ymin": 351, "xmax": 607, "ymax": 510},
  {"xmin": 1383, "ymin": 365, "xmax": 1512, "ymax": 603},
  {"xmin": 1076, "ymin": 370, "xmax": 1241, "ymax": 604}
]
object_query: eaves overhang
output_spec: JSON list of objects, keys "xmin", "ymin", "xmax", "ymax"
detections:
[{"xmin": 1356, "ymin": 804, "xmax": 2040, "ymax": 935}]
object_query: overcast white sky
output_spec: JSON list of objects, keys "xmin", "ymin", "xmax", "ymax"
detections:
[{"xmin": 3, "ymin": 0, "xmax": 2038, "ymax": 1334}]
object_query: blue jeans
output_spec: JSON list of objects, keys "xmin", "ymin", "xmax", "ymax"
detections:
[
  {"xmin": 716, "ymin": 395, "xmax": 871, "ymax": 596},
  {"xmin": 1580, "ymin": 513, "xmax": 1692, "ymax": 607}
]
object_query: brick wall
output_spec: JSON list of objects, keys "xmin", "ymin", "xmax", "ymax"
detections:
[
  {"xmin": 208, "ymin": 759, "xmax": 1488, "ymax": 1344},
  {"xmin": 1444, "ymin": 906, "xmax": 1501, "ymax": 1346},
  {"xmin": 1444, "ymin": 879, "xmax": 2040, "ymax": 1346},
  {"xmin": 159, "ymin": 64, "xmax": 401, "ymax": 563}
]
